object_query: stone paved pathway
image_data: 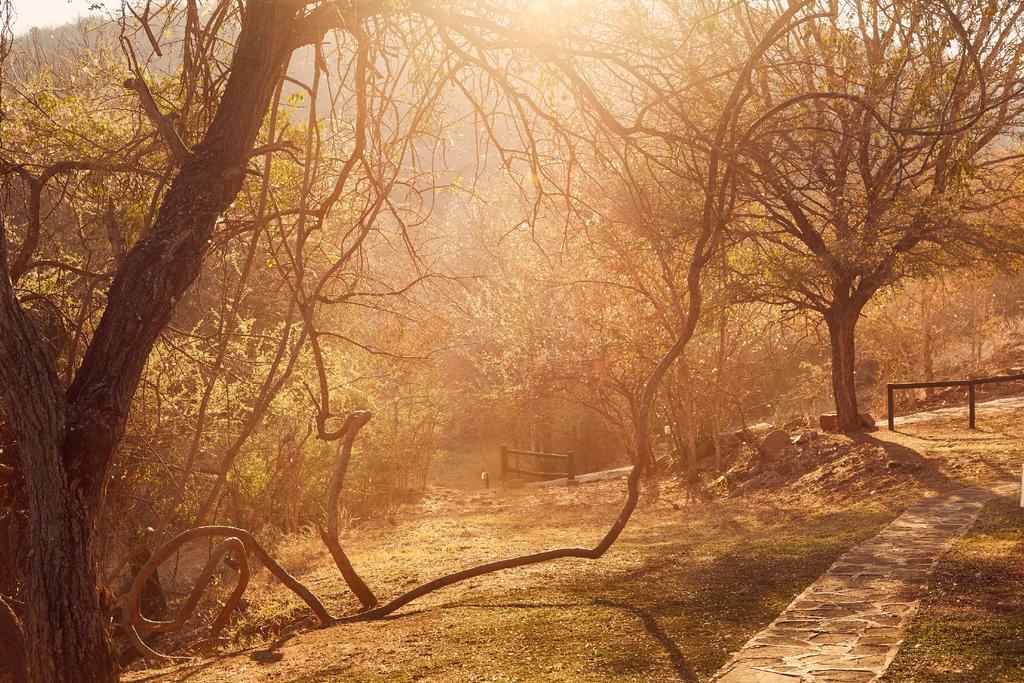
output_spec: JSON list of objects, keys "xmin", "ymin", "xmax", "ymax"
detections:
[{"xmin": 714, "ymin": 481, "xmax": 1017, "ymax": 683}]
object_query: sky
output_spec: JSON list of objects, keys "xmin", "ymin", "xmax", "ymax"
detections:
[{"xmin": 10, "ymin": 0, "xmax": 115, "ymax": 33}]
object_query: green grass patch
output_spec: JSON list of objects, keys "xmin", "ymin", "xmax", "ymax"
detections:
[{"xmin": 885, "ymin": 496, "xmax": 1024, "ymax": 682}]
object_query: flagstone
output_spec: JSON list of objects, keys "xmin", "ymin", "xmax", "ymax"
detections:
[{"xmin": 712, "ymin": 482, "xmax": 1016, "ymax": 682}]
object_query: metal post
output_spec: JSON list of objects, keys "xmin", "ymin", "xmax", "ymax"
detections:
[
  {"xmin": 500, "ymin": 444, "xmax": 508, "ymax": 480},
  {"xmin": 968, "ymin": 381, "xmax": 976, "ymax": 429},
  {"xmin": 887, "ymin": 385, "xmax": 895, "ymax": 431},
  {"xmin": 567, "ymin": 450, "xmax": 576, "ymax": 483}
]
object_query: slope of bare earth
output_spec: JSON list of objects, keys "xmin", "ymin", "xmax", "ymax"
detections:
[{"xmin": 124, "ymin": 403, "xmax": 1024, "ymax": 682}]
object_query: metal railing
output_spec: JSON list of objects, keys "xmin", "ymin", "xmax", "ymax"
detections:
[
  {"xmin": 500, "ymin": 444, "xmax": 575, "ymax": 482},
  {"xmin": 886, "ymin": 372, "xmax": 1024, "ymax": 430}
]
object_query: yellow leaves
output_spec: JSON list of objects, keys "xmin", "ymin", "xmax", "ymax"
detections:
[{"xmin": 32, "ymin": 90, "xmax": 57, "ymax": 115}]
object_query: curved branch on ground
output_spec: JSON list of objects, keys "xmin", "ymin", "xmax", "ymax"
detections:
[
  {"xmin": 123, "ymin": 536, "xmax": 249, "ymax": 662},
  {"xmin": 123, "ymin": 526, "xmax": 330, "ymax": 663},
  {"xmin": 123, "ymin": 414, "xmax": 643, "ymax": 647}
]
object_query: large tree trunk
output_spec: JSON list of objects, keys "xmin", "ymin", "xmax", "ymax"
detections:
[
  {"xmin": 22, "ymin": 491, "xmax": 115, "ymax": 681},
  {"xmin": 825, "ymin": 307, "xmax": 860, "ymax": 432},
  {"xmin": 0, "ymin": 265, "xmax": 117, "ymax": 681},
  {"xmin": 63, "ymin": 0, "xmax": 303, "ymax": 513}
]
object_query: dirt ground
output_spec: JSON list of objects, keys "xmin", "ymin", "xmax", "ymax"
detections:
[{"xmin": 123, "ymin": 402, "xmax": 1024, "ymax": 682}]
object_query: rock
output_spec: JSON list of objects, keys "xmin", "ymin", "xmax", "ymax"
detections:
[
  {"xmin": 734, "ymin": 423, "xmax": 774, "ymax": 443},
  {"xmin": 759, "ymin": 429, "xmax": 790, "ymax": 458},
  {"xmin": 719, "ymin": 432, "xmax": 742, "ymax": 449},
  {"xmin": 730, "ymin": 475, "xmax": 764, "ymax": 497},
  {"xmin": 705, "ymin": 474, "xmax": 728, "ymax": 490},
  {"xmin": 793, "ymin": 430, "xmax": 818, "ymax": 445},
  {"xmin": 820, "ymin": 412, "xmax": 877, "ymax": 432}
]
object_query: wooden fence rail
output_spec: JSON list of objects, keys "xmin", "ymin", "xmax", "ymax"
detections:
[
  {"xmin": 886, "ymin": 372, "xmax": 1024, "ymax": 430},
  {"xmin": 500, "ymin": 444, "xmax": 575, "ymax": 482}
]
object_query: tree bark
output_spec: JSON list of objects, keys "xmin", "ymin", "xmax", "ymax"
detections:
[
  {"xmin": 319, "ymin": 412, "xmax": 378, "ymax": 609},
  {"xmin": 0, "ymin": 233, "xmax": 117, "ymax": 681},
  {"xmin": 826, "ymin": 307, "xmax": 861, "ymax": 432},
  {"xmin": 711, "ymin": 303, "xmax": 728, "ymax": 474}
]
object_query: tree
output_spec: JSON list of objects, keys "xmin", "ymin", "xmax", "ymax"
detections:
[
  {"xmin": 731, "ymin": 0, "xmax": 1024, "ymax": 430},
  {"xmin": 0, "ymin": 0, "xmax": 421, "ymax": 677}
]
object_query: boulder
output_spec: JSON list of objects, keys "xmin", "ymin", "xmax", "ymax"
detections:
[
  {"xmin": 719, "ymin": 432, "xmax": 742, "ymax": 449},
  {"xmin": 793, "ymin": 430, "xmax": 818, "ymax": 445},
  {"xmin": 758, "ymin": 429, "xmax": 790, "ymax": 458},
  {"xmin": 819, "ymin": 412, "xmax": 876, "ymax": 432},
  {"xmin": 734, "ymin": 423, "xmax": 773, "ymax": 443}
]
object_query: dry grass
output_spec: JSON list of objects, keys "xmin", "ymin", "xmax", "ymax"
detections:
[
  {"xmin": 124, "ymin": 405, "xmax": 1024, "ymax": 682},
  {"xmin": 273, "ymin": 528, "xmax": 326, "ymax": 578}
]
